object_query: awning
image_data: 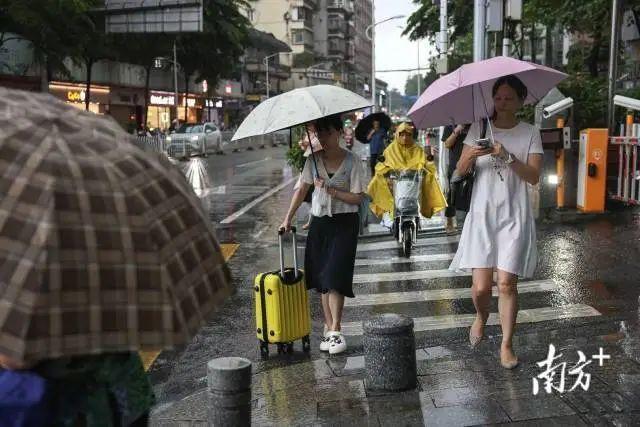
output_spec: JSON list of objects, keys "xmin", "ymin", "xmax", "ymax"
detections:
[{"xmin": 248, "ymin": 28, "xmax": 291, "ymax": 54}]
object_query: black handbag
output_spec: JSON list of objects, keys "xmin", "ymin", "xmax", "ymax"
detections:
[
  {"xmin": 449, "ymin": 118, "xmax": 489, "ymax": 212},
  {"xmin": 303, "ymin": 184, "xmax": 314, "ymax": 203}
]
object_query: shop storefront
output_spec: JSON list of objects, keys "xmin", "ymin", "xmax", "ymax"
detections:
[
  {"xmin": 178, "ymin": 95, "xmax": 202, "ymax": 124},
  {"xmin": 216, "ymin": 80, "xmax": 244, "ymax": 129},
  {"xmin": 147, "ymin": 91, "xmax": 175, "ymax": 131},
  {"xmin": 110, "ymin": 87, "xmax": 145, "ymax": 132},
  {"xmin": 49, "ymin": 82, "xmax": 109, "ymax": 114},
  {"xmin": 202, "ymin": 98, "xmax": 223, "ymax": 125}
]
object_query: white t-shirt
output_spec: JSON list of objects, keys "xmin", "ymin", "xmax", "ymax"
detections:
[{"xmin": 301, "ymin": 149, "xmax": 366, "ymax": 217}]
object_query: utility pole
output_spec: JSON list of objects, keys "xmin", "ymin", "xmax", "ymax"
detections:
[
  {"xmin": 473, "ymin": 0, "xmax": 486, "ymax": 62},
  {"xmin": 371, "ymin": 0, "xmax": 376, "ymax": 111},
  {"xmin": 607, "ymin": 0, "xmax": 622, "ymax": 133},
  {"xmin": 417, "ymin": 39, "xmax": 421, "ymax": 96},
  {"xmin": 173, "ymin": 40, "xmax": 179, "ymax": 122}
]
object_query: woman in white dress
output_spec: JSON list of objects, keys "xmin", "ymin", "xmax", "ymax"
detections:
[{"xmin": 450, "ymin": 75, "xmax": 543, "ymax": 369}]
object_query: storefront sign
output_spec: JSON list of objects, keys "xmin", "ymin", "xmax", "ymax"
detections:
[
  {"xmin": 182, "ymin": 97, "xmax": 196, "ymax": 107},
  {"xmin": 67, "ymin": 90, "xmax": 86, "ymax": 102},
  {"xmin": 205, "ymin": 99, "xmax": 223, "ymax": 108},
  {"xmin": 150, "ymin": 94, "xmax": 175, "ymax": 106}
]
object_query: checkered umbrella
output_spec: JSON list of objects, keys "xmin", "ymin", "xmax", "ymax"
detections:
[{"xmin": 0, "ymin": 88, "xmax": 232, "ymax": 364}]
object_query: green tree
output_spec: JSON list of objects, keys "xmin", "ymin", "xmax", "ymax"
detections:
[
  {"xmin": 69, "ymin": 7, "xmax": 115, "ymax": 111},
  {"xmin": 175, "ymin": 0, "xmax": 250, "ymax": 117},
  {"xmin": 111, "ymin": 33, "xmax": 172, "ymax": 126},
  {"xmin": 0, "ymin": 0, "xmax": 99, "ymax": 90}
]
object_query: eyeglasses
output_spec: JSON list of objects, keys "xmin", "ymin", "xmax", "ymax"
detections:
[{"xmin": 399, "ymin": 131, "xmax": 412, "ymax": 136}]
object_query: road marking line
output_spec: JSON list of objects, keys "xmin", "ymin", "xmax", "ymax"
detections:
[
  {"xmin": 356, "ymin": 235, "xmax": 460, "ymax": 252},
  {"xmin": 220, "ymin": 176, "xmax": 296, "ymax": 224},
  {"xmin": 355, "ymin": 253, "xmax": 456, "ymax": 266},
  {"xmin": 140, "ymin": 242, "xmax": 239, "ymax": 371},
  {"xmin": 353, "ymin": 268, "xmax": 470, "ymax": 284},
  {"xmin": 341, "ymin": 304, "xmax": 601, "ymax": 336},
  {"xmin": 346, "ymin": 279, "xmax": 557, "ymax": 307},
  {"xmin": 237, "ymin": 157, "xmax": 272, "ymax": 168}
]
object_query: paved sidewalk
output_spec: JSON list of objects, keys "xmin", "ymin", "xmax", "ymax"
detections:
[{"xmin": 151, "ymin": 321, "xmax": 640, "ymax": 426}]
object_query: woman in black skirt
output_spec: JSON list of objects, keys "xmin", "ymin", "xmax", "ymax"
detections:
[{"xmin": 281, "ymin": 114, "xmax": 366, "ymax": 355}]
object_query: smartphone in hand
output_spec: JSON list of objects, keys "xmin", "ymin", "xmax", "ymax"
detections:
[{"xmin": 475, "ymin": 138, "xmax": 493, "ymax": 149}]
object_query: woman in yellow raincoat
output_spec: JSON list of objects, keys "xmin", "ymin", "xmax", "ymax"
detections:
[{"xmin": 367, "ymin": 122, "xmax": 447, "ymax": 220}]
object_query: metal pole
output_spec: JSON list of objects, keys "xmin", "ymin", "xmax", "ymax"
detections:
[
  {"xmin": 438, "ymin": 0, "xmax": 449, "ymax": 187},
  {"xmin": 265, "ymin": 57, "xmax": 270, "ymax": 99},
  {"xmin": 502, "ymin": 1, "xmax": 511, "ymax": 57},
  {"xmin": 173, "ymin": 40, "xmax": 179, "ymax": 122},
  {"xmin": 417, "ymin": 39, "xmax": 421, "ymax": 96},
  {"xmin": 473, "ymin": 0, "xmax": 486, "ymax": 62},
  {"xmin": 439, "ymin": 0, "xmax": 448, "ymax": 57},
  {"xmin": 371, "ymin": 0, "xmax": 376, "ymax": 111},
  {"xmin": 607, "ymin": 0, "xmax": 622, "ymax": 133}
]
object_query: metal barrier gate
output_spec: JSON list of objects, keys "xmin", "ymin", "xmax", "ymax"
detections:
[{"xmin": 609, "ymin": 136, "xmax": 639, "ymax": 205}]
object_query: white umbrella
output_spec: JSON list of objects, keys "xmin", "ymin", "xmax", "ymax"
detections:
[{"xmin": 231, "ymin": 85, "xmax": 371, "ymax": 141}]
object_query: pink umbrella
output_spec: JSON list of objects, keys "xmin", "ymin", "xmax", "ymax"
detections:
[{"xmin": 408, "ymin": 56, "xmax": 568, "ymax": 128}]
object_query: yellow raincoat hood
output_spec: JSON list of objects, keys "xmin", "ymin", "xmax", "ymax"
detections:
[{"xmin": 366, "ymin": 123, "xmax": 446, "ymax": 218}]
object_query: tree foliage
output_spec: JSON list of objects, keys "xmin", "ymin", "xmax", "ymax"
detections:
[
  {"xmin": 176, "ymin": 0, "xmax": 251, "ymax": 92},
  {"xmin": 0, "ymin": 0, "xmax": 102, "ymax": 83},
  {"xmin": 1, "ymin": 0, "xmax": 250, "ymax": 98}
]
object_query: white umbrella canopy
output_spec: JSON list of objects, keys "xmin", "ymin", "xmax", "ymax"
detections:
[{"xmin": 231, "ymin": 85, "xmax": 371, "ymax": 141}]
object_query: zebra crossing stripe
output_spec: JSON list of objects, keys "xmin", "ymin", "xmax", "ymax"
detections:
[
  {"xmin": 341, "ymin": 304, "xmax": 601, "ymax": 336},
  {"xmin": 356, "ymin": 235, "xmax": 460, "ymax": 253},
  {"xmin": 354, "ymin": 253, "xmax": 456, "ymax": 266},
  {"xmin": 346, "ymin": 279, "xmax": 557, "ymax": 307},
  {"xmin": 353, "ymin": 268, "xmax": 470, "ymax": 284}
]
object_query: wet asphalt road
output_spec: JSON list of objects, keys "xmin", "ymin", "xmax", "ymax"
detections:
[{"xmin": 149, "ymin": 143, "xmax": 640, "ymax": 425}]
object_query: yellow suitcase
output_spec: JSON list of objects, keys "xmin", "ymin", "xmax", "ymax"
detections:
[{"xmin": 254, "ymin": 227, "xmax": 311, "ymax": 359}]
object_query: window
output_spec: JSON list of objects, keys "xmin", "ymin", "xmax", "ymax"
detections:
[{"xmin": 293, "ymin": 30, "xmax": 305, "ymax": 45}]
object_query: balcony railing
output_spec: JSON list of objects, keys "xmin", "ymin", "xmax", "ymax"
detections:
[{"xmin": 328, "ymin": 0, "xmax": 354, "ymax": 13}]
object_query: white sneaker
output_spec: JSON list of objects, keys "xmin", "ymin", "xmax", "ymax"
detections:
[
  {"xmin": 328, "ymin": 332, "xmax": 347, "ymax": 355},
  {"xmin": 319, "ymin": 325, "xmax": 330, "ymax": 352}
]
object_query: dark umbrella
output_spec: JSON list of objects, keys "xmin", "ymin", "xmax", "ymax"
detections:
[
  {"xmin": 355, "ymin": 112, "xmax": 392, "ymax": 144},
  {"xmin": 0, "ymin": 87, "xmax": 232, "ymax": 365}
]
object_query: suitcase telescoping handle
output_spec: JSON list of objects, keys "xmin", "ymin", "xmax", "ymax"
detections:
[{"xmin": 278, "ymin": 226, "xmax": 298, "ymax": 277}]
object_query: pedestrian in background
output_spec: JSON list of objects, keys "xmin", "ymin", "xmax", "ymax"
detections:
[
  {"xmin": 281, "ymin": 114, "xmax": 366, "ymax": 355},
  {"xmin": 366, "ymin": 119, "xmax": 387, "ymax": 176},
  {"xmin": 449, "ymin": 75, "xmax": 543, "ymax": 369},
  {"xmin": 442, "ymin": 123, "xmax": 470, "ymax": 233}
]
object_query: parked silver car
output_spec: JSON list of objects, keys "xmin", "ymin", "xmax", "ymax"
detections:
[{"xmin": 166, "ymin": 123, "xmax": 222, "ymax": 158}]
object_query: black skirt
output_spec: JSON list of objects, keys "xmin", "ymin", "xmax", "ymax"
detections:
[{"xmin": 305, "ymin": 212, "xmax": 359, "ymax": 298}]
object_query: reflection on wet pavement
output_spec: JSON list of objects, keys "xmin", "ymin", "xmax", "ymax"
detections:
[{"xmin": 150, "ymin": 145, "xmax": 640, "ymax": 426}]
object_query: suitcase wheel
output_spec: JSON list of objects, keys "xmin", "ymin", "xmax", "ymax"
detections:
[
  {"xmin": 260, "ymin": 341, "xmax": 269, "ymax": 360},
  {"xmin": 276, "ymin": 343, "xmax": 285, "ymax": 354},
  {"xmin": 286, "ymin": 343, "xmax": 294, "ymax": 354},
  {"xmin": 302, "ymin": 335, "xmax": 311, "ymax": 353}
]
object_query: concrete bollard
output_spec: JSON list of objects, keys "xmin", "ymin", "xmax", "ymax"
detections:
[
  {"xmin": 207, "ymin": 357, "xmax": 252, "ymax": 426},
  {"xmin": 363, "ymin": 313, "xmax": 417, "ymax": 392}
]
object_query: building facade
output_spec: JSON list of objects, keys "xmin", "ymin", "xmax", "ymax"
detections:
[{"xmin": 248, "ymin": 0, "xmax": 371, "ymax": 96}]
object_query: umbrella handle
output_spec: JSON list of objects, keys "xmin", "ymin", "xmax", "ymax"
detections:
[{"xmin": 305, "ymin": 124, "xmax": 319, "ymax": 179}]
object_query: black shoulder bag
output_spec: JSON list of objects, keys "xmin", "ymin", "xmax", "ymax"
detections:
[{"xmin": 450, "ymin": 119, "xmax": 488, "ymax": 212}]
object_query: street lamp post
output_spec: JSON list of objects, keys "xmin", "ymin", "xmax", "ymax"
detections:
[
  {"xmin": 173, "ymin": 40, "xmax": 179, "ymax": 122},
  {"xmin": 366, "ymin": 9, "xmax": 405, "ymax": 112},
  {"xmin": 154, "ymin": 42, "xmax": 181, "ymax": 129},
  {"xmin": 264, "ymin": 53, "xmax": 279, "ymax": 99}
]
